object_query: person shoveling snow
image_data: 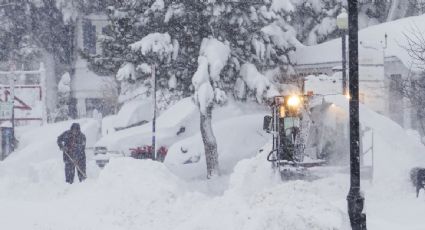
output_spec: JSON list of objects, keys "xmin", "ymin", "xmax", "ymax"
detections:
[{"xmin": 57, "ymin": 123, "xmax": 87, "ymax": 184}]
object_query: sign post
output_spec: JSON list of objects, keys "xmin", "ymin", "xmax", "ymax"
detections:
[
  {"xmin": 9, "ymin": 62, "xmax": 16, "ymax": 151},
  {"xmin": 151, "ymin": 64, "xmax": 157, "ymax": 161},
  {"xmin": 0, "ymin": 102, "xmax": 13, "ymax": 160},
  {"xmin": 0, "ymin": 102, "xmax": 13, "ymax": 120}
]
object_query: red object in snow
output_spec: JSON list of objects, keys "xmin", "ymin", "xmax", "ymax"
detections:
[
  {"xmin": 157, "ymin": 146, "xmax": 168, "ymax": 157},
  {"xmin": 129, "ymin": 145, "xmax": 168, "ymax": 161},
  {"xmin": 130, "ymin": 145, "xmax": 153, "ymax": 159}
]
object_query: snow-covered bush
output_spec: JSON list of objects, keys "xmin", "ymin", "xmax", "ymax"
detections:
[{"xmin": 54, "ymin": 72, "xmax": 72, "ymax": 122}]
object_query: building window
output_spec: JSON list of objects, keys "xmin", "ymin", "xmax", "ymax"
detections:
[{"xmin": 82, "ymin": 19, "xmax": 96, "ymax": 55}]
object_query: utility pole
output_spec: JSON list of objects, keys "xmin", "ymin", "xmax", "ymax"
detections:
[
  {"xmin": 151, "ymin": 64, "xmax": 157, "ymax": 161},
  {"xmin": 337, "ymin": 9, "xmax": 348, "ymax": 95},
  {"xmin": 347, "ymin": 1, "xmax": 367, "ymax": 230}
]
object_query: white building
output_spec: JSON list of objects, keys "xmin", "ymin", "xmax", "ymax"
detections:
[
  {"xmin": 292, "ymin": 14, "xmax": 425, "ymax": 130},
  {"xmin": 72, "ymin": 13, "xmax": 118, "ymax": 118}
]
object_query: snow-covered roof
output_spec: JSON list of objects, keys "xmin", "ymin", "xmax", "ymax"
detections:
[{"xmin": 292, "ymin": 14, "xmax": 425, "ymax": 72}]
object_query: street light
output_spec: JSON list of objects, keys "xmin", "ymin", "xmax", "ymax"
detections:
[
  {"xmin": 337, "ymin": 8, "xmax": 348, "ymax": 96},
  {"xmin": 347, "ymin": 1, "xmax": 367, "ymax": 230}
]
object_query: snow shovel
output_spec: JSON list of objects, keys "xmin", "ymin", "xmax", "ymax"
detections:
[{"xmin": 63, "ymin": 150, "xmax": 87, "ymax": 179}]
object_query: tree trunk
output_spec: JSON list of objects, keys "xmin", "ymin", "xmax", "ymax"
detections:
[
  {"xmin": 387, "ymin": 0, "xmax": 409, "ymax": 22},
  {"xmin": 200, "ymin": 104, "xmax": 219, "ymax": 179}
]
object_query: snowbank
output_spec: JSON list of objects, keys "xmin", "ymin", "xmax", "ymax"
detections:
[
  {"xmin": 164, "ymin": 114, "xmax": 269, "ymax": 179},
  {"xmin": 0, "ymin": 151, "xmax": 346, "ymax": 230},
  {"xmin": 10, "ymin": 119, "xmax": 99, "ymax": 164},
  {"xmin": 2, "ymin": 94, "xmax": 425, "ymax": 229},
  {"xmin": 325, "ymin": 95, "xmax": 425, "ymax": 192}
]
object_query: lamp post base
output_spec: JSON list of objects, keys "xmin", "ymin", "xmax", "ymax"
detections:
[{"xmin": 347, "ymin": 188, "xmax": 367, "ymax": 230}]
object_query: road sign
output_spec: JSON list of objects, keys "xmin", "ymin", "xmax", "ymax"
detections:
[{"xmin": 0, "ymin": 102, "xmax": 13, "ymax": 120}]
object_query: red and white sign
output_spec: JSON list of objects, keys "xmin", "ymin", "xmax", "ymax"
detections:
[{"xmin": 0, "ymin": 85, "xmax": 44, "ymax": 124}]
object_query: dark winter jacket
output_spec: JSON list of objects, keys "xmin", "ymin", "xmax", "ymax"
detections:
[{"xmin": 57, "ymin": 129, "xmax": 86, "ymax": 163}]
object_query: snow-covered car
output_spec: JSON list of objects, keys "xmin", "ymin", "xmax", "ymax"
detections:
[
  {"xmin": 93, "ymin": 98, "xmax": 199, "ymax": 162},
  {"xmin": 164, "ymin": 113, "xmax": 269, "ymax": 179}
]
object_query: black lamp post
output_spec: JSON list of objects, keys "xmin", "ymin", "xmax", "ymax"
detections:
[
  {"xmin": 337, "ymin": 8, "xmax": 348, "ymax": 95},
  {"xmin": 347, "ymin": 1, "xmax": 367, "ymax": 230}
]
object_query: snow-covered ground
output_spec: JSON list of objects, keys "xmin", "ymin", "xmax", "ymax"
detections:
[{"xmin": 0, "ymin": 97, "xmax": 425, "ymax": 230}]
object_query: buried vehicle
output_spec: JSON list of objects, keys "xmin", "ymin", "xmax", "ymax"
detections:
[
  {"xmin": 93, "ymin": 98, "xmax": 199, "ymax": 167},
  {"xmin": 263, "ymin": 94, "xmax": 349, "ymax": 179}
]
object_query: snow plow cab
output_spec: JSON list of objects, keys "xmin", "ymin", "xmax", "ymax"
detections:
[{"xmin": 263, "ymin": 94, "xmax": 328, "ymax": 180}]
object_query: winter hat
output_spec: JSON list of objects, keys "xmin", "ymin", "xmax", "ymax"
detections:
[{"xmin": 71, "ymin": 123, "xmax": 81, "ymax": 131}]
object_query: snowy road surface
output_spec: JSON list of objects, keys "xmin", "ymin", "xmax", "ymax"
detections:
[{"xmin": 1, "ymin": 97, "xmax": 425, "ymax": 230}]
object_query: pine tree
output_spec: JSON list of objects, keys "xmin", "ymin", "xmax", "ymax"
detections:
[
  {"xmin": 87, "ymin": 0, "xmax": 214, "ymax": 107},
  {"xmin": 291, "ymin": 0, "xmax": 344, "ymax": 45},
  {"xmin": 0, "ymin": 0, "xmax": 39, "ymax": 64}
]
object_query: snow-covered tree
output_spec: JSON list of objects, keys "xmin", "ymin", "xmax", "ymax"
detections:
[
  {"xmin": 192, "ymin": 37, "xmax": 230, "ymax": 178},
  {"xmin": 0, "ymin": 0, "xmax": 40, "ymax": 64},
  {"xmin": 396, "ymin": 25, "xmax": 425, "ymax": 138},
  {"xmin": 54, "ymin": 72, "xmax": 72, "ymax": 121},
  {"xmin": 188, "ymin": 1, "xmax": 294, "ymax": 177},
  {"xmin": 291, "ymin": 0, "xmax": 344, "ymax": 45},
  {"xmin": 87, "ymin": 0, "xmax": 188, "ymax": 106}
]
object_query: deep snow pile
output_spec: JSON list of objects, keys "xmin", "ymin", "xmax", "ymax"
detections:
[
  {"xmin": 0, "ymin": 154, "xmax": 345, "ymax": 230},
  {"xmin": 325, "ymin": 95, "xmax": 425, "ymax": 190},
  {"xmin": 0, "ymin": 119, "xmax": 100, "ymax": 178},
  {"xmin": 0, "ymin": 101, "xmax": 346, "ymax": 230},
  {"xmin": 1, "ymin": 96, "xmax": 425, "ymax": 229},
  {"xmin": 324, "ymin": 95, "xmax": 425, "ymax": 230},
  {"xmin": 164, "ymin": 114, "xmax": 269, "ymax": 180}
]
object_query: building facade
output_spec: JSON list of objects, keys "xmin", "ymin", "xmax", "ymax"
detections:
[
  {"xmin": 71, "ymin": 13, "xmax": 118, "ymax": 118},
  {"xmin": 293, "ymin": 48, "xmax": 414, "ymax": 130}
]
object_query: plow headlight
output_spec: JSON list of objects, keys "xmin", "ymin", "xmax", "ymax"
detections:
[{"xmin": 287, "ymin": 95, "xmax": 301, "ymax": 108}]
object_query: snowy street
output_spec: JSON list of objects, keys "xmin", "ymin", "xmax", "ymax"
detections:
[
  {"xmin": 2, "ymin": 1, "xmax": 425, "ymax": 229},
  {"xmin": 1, "ymin": 97, "xmax": 424, "ymax": 230}
]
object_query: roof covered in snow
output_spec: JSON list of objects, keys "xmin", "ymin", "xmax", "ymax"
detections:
[{"xmin": 292, "ymin": 14, "xmax": 425, "ymax": 72}]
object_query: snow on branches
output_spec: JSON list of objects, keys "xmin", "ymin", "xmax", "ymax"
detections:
[
  {"xmin": 58, "ymin": 72, "xmax": 71, "ymax": 93},
  {"xmin": 116, "ymin": 63, "xmax": 136, "ymax": 81},
  {"xmin": 192, "ymin": 38, "xmax": 230, "ymax": 114},
  {"xmin": 240, "ymin": 63, "xmax": 278, "ymax": 103},
  {"xmin": 271, "ymin": 0, "xmax": 295, "ymax": 13},
  {"xmin": 130, "ymin": 32, "xmax": 178, "ymax": 63}
]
